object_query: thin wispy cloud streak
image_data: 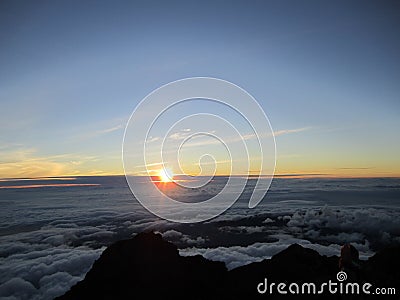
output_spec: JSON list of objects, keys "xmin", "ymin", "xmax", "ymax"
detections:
[{"xmin": 144, "ymin": 127, "xmax": 311, "ymax": 147}]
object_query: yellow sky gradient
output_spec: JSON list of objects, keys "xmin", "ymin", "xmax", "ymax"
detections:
[{"xmin": 1, "ymin": 150, "xmax": 399, "ymax": 179}]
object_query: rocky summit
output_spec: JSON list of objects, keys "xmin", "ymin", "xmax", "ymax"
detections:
[{"xmin": 57, "ymin": 232, "xmax": 399, "ymax": 299}]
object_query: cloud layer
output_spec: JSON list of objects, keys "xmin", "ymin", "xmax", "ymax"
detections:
[{"xmin": 1, "ymin": 176, "xmax": 399, "ymax": 299}]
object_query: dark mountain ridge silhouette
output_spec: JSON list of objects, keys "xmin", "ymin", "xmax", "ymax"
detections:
[{"xmin": 57, "ymin": 232, "xmax": 399, "ymax": 299}]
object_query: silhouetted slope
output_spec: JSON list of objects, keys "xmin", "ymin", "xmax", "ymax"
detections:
[
  {"xmin": 57, "ymin": 232, "xmax": 226, "ymax": 299},
  {"xmin": 228, "ymin": 244, "xmax": 340, "ymax": 299},
  {"xmin": 57, "ymin": 232, "xmax": 399, "ymax": 299}
]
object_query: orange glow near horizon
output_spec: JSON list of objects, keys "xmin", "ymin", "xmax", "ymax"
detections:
[
  {"xmin": 0, "ymin": 183, "xmax": 100, "ymax": 189},
  {"xmin": 158, "ymin": 168, "xmax": 174, "ymax": 183}
]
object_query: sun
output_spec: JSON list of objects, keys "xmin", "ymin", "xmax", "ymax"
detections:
[{"xmin": 158, "ymin": 168, "xmax": 174, "ymax": 183}]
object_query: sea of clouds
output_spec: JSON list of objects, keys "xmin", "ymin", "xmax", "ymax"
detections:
[{"xmin": 1, "ymin": 177, "xmax": 399, "ymax": 299}]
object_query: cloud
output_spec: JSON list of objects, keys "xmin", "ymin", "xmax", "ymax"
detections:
[
  {"xmin": 0, "ymin": 202, "xmax": 397, "ymax": 299},
  {"xmin": 146, "ymin": 136, "xmax": 160, "ymax": 143},
  {"xmin": 168, "ymin": 127, "xmax": 311, "ymax": 148},
  {"xmin": 70, "ymin": 115, "xmax": 128, "ymax": 142},
  {"xmin": 0, "ymin": 144, "xmax": 106, "ymax": 178},
  {"xmin": 38, "ymin": 272, "xmax": 81, "ymax": 300},
  {"xmin": 286, "ymin": 206, "xmax": 400, "ymax": 236},
  {"xmin": 169, "ymin": 128, "xmax": 192, "ymax": 140},
  {"xmin": 1, "ymin": 177, "xmax": 399, "ymax": 299},
  {"xmin": 0, "ymin": 246, "xmax": 104, "ymax": 300},
  {"xmin": 218, "ymin": 226, "xmax": 265, "ymax": 234},
  {"xmin": 180, "ymin": 237, "xmax": 341, "ymax": 270},
  {"xmin": 76, "ymin": 124, "xmax": 124, "ymax": 140},
  {"xmin": 160, "ymin": 230, "xmax": 206, "ymax": 246},
  {"xmin": 0, "ymin": 154, "xmax": 67, "ymax": 179},
  {"xmin": 263, "ymin": 218, "xmax": 274, "ymax": 224},
  {"xmin": 98, "ymin": 125, "xmax": 123, "ymax": 134},
  {"xmin": 130, "ymin": 127, "xmax": 310, "ymax": 170},
  {"xmin": 273, "ymin": 127, "xmax": 310, "ymax": 136},
  {"xmin": 0, "ymin": 278, "xmax": 37, "ymax": 300}
]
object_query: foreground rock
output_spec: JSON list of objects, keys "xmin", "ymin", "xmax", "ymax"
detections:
[{"xmin": 57, "ymin": 232, "xmax": 399, "ymax": 299}]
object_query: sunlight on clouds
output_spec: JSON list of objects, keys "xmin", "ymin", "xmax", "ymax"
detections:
[
  {"xmin": 1, "ymin": 125, "xmax": 398, "ymax": 178},
  {"xmin": 0, "ymin": 159, "xmax": 67, "ymax": 178},
  {"xmin": 0, "ymin": 146, "xmax": 119, "ymax": 178}
]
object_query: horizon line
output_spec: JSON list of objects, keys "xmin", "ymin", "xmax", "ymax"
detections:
[{"xmin": 1, "ymin": 174, "xmax": 400, "ymax": 181}]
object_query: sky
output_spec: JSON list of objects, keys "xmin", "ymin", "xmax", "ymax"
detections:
[{"xmin": 0, "ymin": 0, "xmax": 399, "ymax": 178}]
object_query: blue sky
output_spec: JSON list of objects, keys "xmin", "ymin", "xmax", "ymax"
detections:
[{"xmin": 0, "ymin": 0, "xmax": 399, "ymax": 178}]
